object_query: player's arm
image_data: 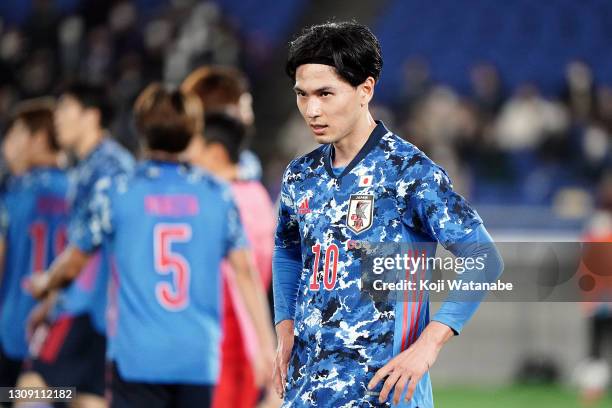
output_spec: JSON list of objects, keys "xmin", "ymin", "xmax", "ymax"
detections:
[
  {"xmin": 0, "ymin": 202, "xmax": 8, "ymax": 288},
  {"xmin": 432, "ymin": 225, "xmax": 504, "ymax": 335},
  {"xmin": 271, "ymin": 170, "xmax": 303, "ymax": 398},
  {"xmin": 271, "ymin": 244, "xmax": 301, "ymax": 397},
  {"xmin": 371, "ymin": 164, "xmax": 504, "ymax": 405},
  {"xmin": 28, "ymin": 177, "xmax": 114, "ymax": 300},
  {"xmin": 28, "ymin": 245, "xmax": 92, "ymax": 299},
  {"xmin": 221, "ymin": 192, "xmax": 276, "ymax": 385},
  {"xmin": 371, "ymin": 225, "xmax": 503, "ymax": 404},
  {"xmin": 227, "ymin": 248, "xmax": 276, "ymax": 373},
  {"xmin": 26, "ymin": 289, "xmax": 59, "ymax": 339},
  {"xmin": 272, "ymin": 245, "xmax": 302, "ymax": 325}
]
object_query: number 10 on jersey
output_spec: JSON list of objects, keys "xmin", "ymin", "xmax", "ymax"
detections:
[{"xmin": 309, "ymin": 243, "xmax": 339, "ymax": 290}]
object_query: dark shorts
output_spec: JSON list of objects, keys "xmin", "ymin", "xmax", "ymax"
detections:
[
  {"xmin": 110, "ymin": 364, "xmax": 213, "ymax": 408},
  {"xmin": 0, "ymin": 346, "xmax": 22, "ymax": 388},
  {"xmin": 589, "ymin": 314, "xmax": 612, "ymax": 359},
  {"xmin": 30, "ymin": 313, "xmax": 106, "ymax": 397}
]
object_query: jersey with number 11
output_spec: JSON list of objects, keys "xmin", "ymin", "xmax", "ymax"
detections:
[
  {"xmin": 0, "ymin": 168, "xmax": 69, "ymax": 360},
  {"xmin": 75, "ymin": 161, "xmax": 247, "ymax": 384}
]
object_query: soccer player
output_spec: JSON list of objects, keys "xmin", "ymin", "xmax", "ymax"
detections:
[
  {"xmin": 31, "ymin": 84, "xmax": 275, "ymax": 408},
  {"xmin": 181, "ymin": 65, "xmax": 262, "ymax": 181},
  {"xmin": 272, "ymin": 22, "xmax": 504, "ymax": 407},
  {"xmin": 575, "ymin": 176, "xmax": 612, "ymax": 406},
  {"xmin": 25, "ymin": 83, "xmax": 134, "ymax": 407},
  {"xmin": 0, "ymin": 99, "xmax": 69, "ymax": 393},
  {"xmin": 187, "ymin": 112, "xmax": 277, "ymax": 408}
]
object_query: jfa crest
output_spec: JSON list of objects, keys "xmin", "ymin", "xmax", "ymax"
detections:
[{"xmin": 347, "ymin": 194, "xmax": 374, "ymax": 234}]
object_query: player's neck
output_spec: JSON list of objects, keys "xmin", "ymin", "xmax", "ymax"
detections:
[
  {"xmin": 14, "ymin": 153, "xmax": 59, "ymax": 176},
  {"xmin": 332, "ymin": 113, "xmax": 376, "ymax": 168},
  {"xmin": 191, "ymin": 147, "xmax": 239, "ymax": 181},
  {"xmin": 76, "ymin": 127, "xmax": 104, "ymax": 159},
  {"xmin": 201, "ymin": 159, "xmax": 239, "ymax": 182},
  {"xmin": 29, "ymin": 151, "xmax": 61, "ymax": 170}
]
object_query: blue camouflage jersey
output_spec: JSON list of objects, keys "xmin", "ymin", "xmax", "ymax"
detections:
[
  {"xmin": 74, "ymin": 161, "xmax": 248, "ymax": 383},
  {"xmin": 58, "ymin": 138, "xmax": 134, "ymax": 334},
  {"xmin": 274, "ymin": 121, "xmax": 483, "ymax": 408},
  {"xmin": 0, "ymin": 168, "xmax": 69, "ymax": 359}
]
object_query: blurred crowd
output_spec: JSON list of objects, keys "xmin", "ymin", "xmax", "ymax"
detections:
[
  {"xmin": 0, "ymin": 0, "xmax": 242, "ymax": 153},
  {"xmin": 382, "ymin": 58, "xmax": 611, "ymax": 208},
  {"xmin": 1, "ymin": 0, "xmax": 610, "ymax": 212}
]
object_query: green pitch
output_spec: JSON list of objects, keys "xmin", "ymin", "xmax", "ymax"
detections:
[{"xmin": 434, "ymin": 385, "xmax": 612, "ymax": 408}]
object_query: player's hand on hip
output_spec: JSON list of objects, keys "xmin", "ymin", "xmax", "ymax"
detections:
[
  {"xmin": 272, "ymin": 319, "xmax": 295, "ymax": 398},
  {"xmin": 368, "ymin": 322, "xmax": 453, "ymax": 404}
]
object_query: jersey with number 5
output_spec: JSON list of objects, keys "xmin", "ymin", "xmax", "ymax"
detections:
[{"xmin": 74, "ymin": 160, "xmax": 247, "ymax": 384}]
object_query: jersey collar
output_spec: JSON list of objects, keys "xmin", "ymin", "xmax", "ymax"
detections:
[
  {"xmin": 80, "ymin": 133, "xmax": 113, "ymax": 164},
  {"xmin": 323, "ymin": 120, "xmax": 389, "ymax": 179}
]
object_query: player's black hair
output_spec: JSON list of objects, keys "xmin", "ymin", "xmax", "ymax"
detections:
[
  {"xmin": 61, "ymin": 82, "xmax": 114, "ymax": 128},
  {"xmin": 286, "ymin": 21, "xmax": 383, "ymax": 86},
  {"xmin": 203, "ymin": 112, "xmax": 246, "ymax": 164}
]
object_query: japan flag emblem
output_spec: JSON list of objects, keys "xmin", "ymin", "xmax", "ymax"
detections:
[{"xmin": 359, "ymin": 175, "xmax": 373, "ymax": 187}]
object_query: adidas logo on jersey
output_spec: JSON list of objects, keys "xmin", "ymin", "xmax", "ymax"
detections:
[{"xmin": 298, "ymin": 198, "xmax": 312, "ymax": 214}]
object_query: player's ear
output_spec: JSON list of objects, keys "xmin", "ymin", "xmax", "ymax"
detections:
[
  {"xmin": 184, "ymin": 133, "xmax": 205, "ymax": 162},
  {"xmin": 30, "ymin": 130, "xmax": 48, "ymax": 152},
  {"xmin": 206, "ymin": 141, "xmax": 230, "ymax": 161},
  {"xmin": 84, "ymin": 107, "xmax": 102, "ymax": 129},
  {"xmin": 360, "ymin": 77, "xmax": 375, "ymax": 105}
]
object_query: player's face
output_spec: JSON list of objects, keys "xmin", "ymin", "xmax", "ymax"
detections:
[
  {"xmin": 294, "ymin": 64, "xmax": 363, "ymax": 144},
  {"xmin": 54, "ymin": 94, "xmax": 83, "ymax": 150},
  {"xmin": 2, "ymin": 119, "xmax": 31, "ymax": 175}
]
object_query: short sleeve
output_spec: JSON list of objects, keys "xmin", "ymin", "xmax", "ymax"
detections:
[
  {"xmin": 274, "ymin": 167, "xmax": 301, "ymax": 250},
  {"xmin": 403, "ymin": 163, "xmax": 482, "ymax": 248},
  {"xmin": 73, "ymin": 177, "xmax": 115, "ymax": 253}
]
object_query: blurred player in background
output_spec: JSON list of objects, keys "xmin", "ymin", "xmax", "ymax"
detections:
[
  {"xmin": 187, "ymin": 112, "xmax": 279, "ymax": 408},
  {"xmin": 272, "ymin": 22, "xmax": 503, "ymax": 407},
  {"xmin": 30, "ymin": 84, "xmax": 275, "ymax": 408},
  {"xmin": 25, "ymin": 83, "xmax": 134, "ymax": 408},
  {"xmin": 575, "ymin": 173, "xmax": 612, "ymax": 407},
  {"xmin": 181, "ymin": 65, "xmax": 262, "ymax": 181},
  {"xmin": 0, "ymin": 100, "xmax": 68, "ymax": 399}
]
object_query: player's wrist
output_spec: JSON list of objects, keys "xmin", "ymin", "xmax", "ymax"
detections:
[
  {"xmin": 30, "ymin": 271, "xmax": 51, "ymax": 299},
  {"xmin": 46, "ymin": 269, "xmax": 65, "ymax": 294},
  {"xmin": 275, "ymin": 319, "xmax": 294, "ymax": 339},
  {"xmin": 422, "ymin": 321, "xmax": 454, "ymax": 348},
  {"xmin": 275, "ymin": 318, "xmax": 294, "ymax": 325}
]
